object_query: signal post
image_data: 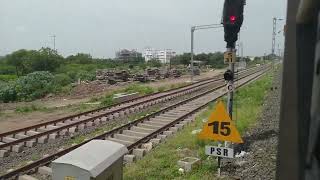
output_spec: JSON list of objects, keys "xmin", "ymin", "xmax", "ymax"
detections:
[{"xmin": 198, "ymin": 0, "xmax": 246, "ymax": 177}]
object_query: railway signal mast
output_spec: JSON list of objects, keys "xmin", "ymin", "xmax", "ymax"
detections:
[
  {"xmin": 220, "ymin": 0, "xmax": 245, "ymax": 175},
  {"xmin": 222, "ymin": 0, "xmax": 245, "ymax": 120}
]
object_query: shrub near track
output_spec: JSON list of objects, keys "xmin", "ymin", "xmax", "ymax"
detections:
[{"xmin": 123, "ymin": 73, "xmax": 273, "ymax": 180}]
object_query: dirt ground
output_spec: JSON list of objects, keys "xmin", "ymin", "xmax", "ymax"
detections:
[{"xmin": 0, "ymin": 70, "xmax": 224, "ymax": 133}]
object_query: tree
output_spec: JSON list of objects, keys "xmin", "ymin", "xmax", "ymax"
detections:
[
  {"xmin": 146, "ymin": 59, "xmax": 162, "ymax": 68},
  {"xmin": 66, "ymin": 53, "xmax": 93, "ymax": 64},
  {"xmin": 31, "ymin": 47, "xmax": 63, "ymax": 72},
  {"xmin": 6, "ymin": 49, "xmax": 32, "ymax": 76}
]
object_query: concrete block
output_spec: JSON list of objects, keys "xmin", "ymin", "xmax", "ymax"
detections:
[
  {"xmin": 48, "ymin": 133, "xmax": 58, "ymax": 142},
  {"xmin": 26, "ymin": 130, "xmax": 39, "ymax": 136},
  {"xmin": 25, "ymin": 140, "xmax": 36, "ymax": 147},
  {"xmin": 58, "ymin": 129, "xmax": 68, "ymax": 136},
  {"xmin": 56, "ymin": 122, "xmax": 66, "ymax": 127},
  {"xmin": 132, "ymin": 148, "xmax": 146, "ymax": 159},
  {"xmin": 150, "ymin": 138, "xmax": 162, "ymax": 145},
  {"xmin": 108, "ymin": 138, "xmax": 132, "ymax": 146},
  {"xmin": 0, "ymin": 150, "xmax": 9, "ymax": 157},
  {"xmin": 175, "ymin": 124, "xmax": 184, "ymax": 130},
  {"xmin": 144, "ymin": 121, "xmax": 166, "ymax": 126},
  {"xmin": 2, "ymin": 137, "xmax": 17, "ymax": 143},
  {"xmin": 68, "ymin": 127, "xmax": 77, "ymax": 134},
  {"xmin": 122, "ymin": 130, "xmax": 148, "ymax": 138},
  {"xmin": 15, "ymin": 133, "xmax": 28, "ymax": 139},
  {"xmin": 170, "ymin": 127, "xmax": 179, "ymax": 132},
  {"xmin": 114, "ymin": 134, "xmax": 139, "ymax": 142},
  {"xmin": 11, "ymin": 145, "xmax": 23, "ymax": 153},
  {"xmin": 0, "ymin": 142, "xmax": 10, "ymax": 151},
  {"xmin": 131, "ymin": 126, "xmax": 154, "ymax": 133},
  {"xmin": 94, "ymin": 119, "xmax": 101, "ymax": 125},
  {"xmin": 86, "ymin": 121, "xmax": 93, "ymax": 127},
  {"xmin": 37, "ymin": 127, "xmax": 47, "ymax": 132},
  {"xmin": 18, "ymin": 175, "xmax": 38, "ymax": 180},
  {"xmin": 77, "ymin": 124, "xmax": 85, "ymax": 130},
  {"xmin": 163, "ymin": 131, "xmax": 173, "ymax": 136},
  {"xmin": 124, "ymin": 154, "xmax": 136, "ymax": 163},
  {"xmin": 141, "ymin": 142, "xmax": 153, "ymax": 152},
  {"xmin": 137, "ymin": 123, "xmax": 160, "ymax": 129},
  {"xmin": 37, "ymin": 136, "xmax": 48, "ymax": 144},
  {"xmin": 38, "ymin": 166, "xmax": 52, "ymax": 176},
  {"xmin": 113, "ymin": 113, "xmax": 120, "ymax": 118},
  {"xmin": 157, "ymin": 134, "xmax": 167, "ymax": 140},
  {"xmin": 177, "ymin": 157, "xmax": 200, "ymax": 172}
]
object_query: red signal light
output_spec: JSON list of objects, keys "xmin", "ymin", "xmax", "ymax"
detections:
[{"xmin": 230, "ymin": 16, "xmax": 236, "ymax": 23}]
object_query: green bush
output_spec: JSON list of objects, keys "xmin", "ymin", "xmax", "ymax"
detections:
[
  {"xmin": 54, "ymin": 73, "xmax": 73, "ymax": 86},
  {"xmin": 0, "ymin": 71, "xmax": 57, "ymax": 102},
  {"xmin": 14, "ymin": 71, "xmax": 56, "ymax": 101},
  {"xmin": 0, "ymin": 82, "xmax": 17, "ymax": 102},
  {"xmin": 76, "ymin": 71, "xmax": 96, "ymax": 81}
]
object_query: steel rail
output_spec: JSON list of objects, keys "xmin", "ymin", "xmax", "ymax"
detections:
[
  {"xmin": 0, "ymin": 65, "xmax": 270, "ymax": 180},
  {"xmin": 0, "ymin": 67, "xmax": 256, "ymax": 139},
  {"xmin": 0, "ymin": 73, "xmax": 223, "ymax": 138},
  {"xmin": 0, "ymin": 67, "xmax": 263, "ymax": 150}
]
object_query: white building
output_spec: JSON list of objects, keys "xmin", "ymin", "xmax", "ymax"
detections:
[{"xmin": 144, "ymin": 48, "xmax": 176, "ymax": 64}]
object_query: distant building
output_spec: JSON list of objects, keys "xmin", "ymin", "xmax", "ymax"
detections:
[
  {"xmin": 143, "ymin": 48, "xmax": 176, "ymax": 64},
  {"xmin": 115, "ymin": 49, "xmax": 142, "ymax": 61}
]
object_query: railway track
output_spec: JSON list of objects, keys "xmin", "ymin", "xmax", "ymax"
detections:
[
  {"xmin": 0, "ymin": 67, "xmax": 261, "ymax": 158},
  {"xmin": 0, "ymin": 65, "xmax": 270, "ymax": 180}
]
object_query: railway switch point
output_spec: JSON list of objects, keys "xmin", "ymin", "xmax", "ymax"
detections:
[{"xmin": 52, "ymin": 140, "xmax": 128, "ymax": 180}]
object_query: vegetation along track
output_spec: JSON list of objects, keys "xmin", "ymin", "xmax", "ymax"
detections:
[
  {"xmin": 0, "ymin": 67, "xmax": 261, "ymax": 157},
  {"xmin": 0, "ymin": 65, "xmax": 271, "ymax": 180}
]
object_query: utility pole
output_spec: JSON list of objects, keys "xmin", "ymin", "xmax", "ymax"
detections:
[
  {"xmin": 190, "ymin": 24, "xmax": 222, "ymax": 82},
  {"xmin": 51, "ymin": 35, "xmax": 56, "ymax": 52},
  {"xmin": 272, "ymin": 18, "xmax": 283, "ymax": 56},
  {"xmin": 191, "ymin": 27, "xmax": 195, "ymax": 82}
]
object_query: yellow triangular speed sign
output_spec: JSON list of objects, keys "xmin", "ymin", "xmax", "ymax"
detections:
[{"xmin": 198, "ymin": 100, "xmax": 243, "ymax": 143}]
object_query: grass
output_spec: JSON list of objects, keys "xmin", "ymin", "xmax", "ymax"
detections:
[
  {"xmin": 15, "ymin": 104, "xmax": 49, "ymax": 113},
  {"xmin": 123, "ymin": 72, "xmax": 274, "ymax": 180}
]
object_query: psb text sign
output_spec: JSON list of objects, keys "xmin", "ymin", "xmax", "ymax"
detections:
[
  {"xmin": 198, "ymin": 101, "xmax": 243, "ymax": 143},
  {"xmin": 205, "ymin": 146, "xmax": 234, "ymax": 158}
]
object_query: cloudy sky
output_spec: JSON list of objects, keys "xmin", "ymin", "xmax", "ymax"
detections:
[{"xmin": 0, "ymin": 0, "xmax": 287, "ymax": 58}]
